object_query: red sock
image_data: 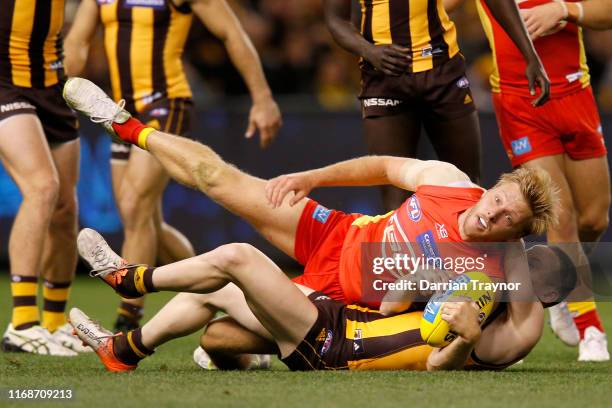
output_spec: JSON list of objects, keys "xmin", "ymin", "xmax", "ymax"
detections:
[
  {"xmin": 111, "ymin": 117, "xmax": 150, "ymax": 146},
  {"xmin": 574, "ymin": 309, "xmax": 605, "ymax": 339}
]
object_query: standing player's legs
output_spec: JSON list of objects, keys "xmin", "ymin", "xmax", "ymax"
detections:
[
  {"xmin": 40, "ymin": 139, "xmax": 79, "ymax": 335},
  {"xmin": 363, "ymin": 113, "xmax": 421, "ymax": 211},
  {"xmin": 155, "ymin": 204, "xmax": 196, "ymax": 264},
  {"xmin": 425, "ymin": 111, "xmax": 482, "ymax": 184},
  {"xmin": 0, "ymin": 114, "xmax": 75, "ymax": 355}
]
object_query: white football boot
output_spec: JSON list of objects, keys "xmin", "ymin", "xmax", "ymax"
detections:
[
  {"xmin": 77, "ymin": 228, "xmax": 126, "ymax": 274},
  {"xmin": 62, "ymin": 77, "xmax": 131, "ymax": 142},
  {"xmin": 578, "ymin": 326, "xmax": 610, "ymax": 362},
  {"xmin": 1, "ymin": 324, "xmax": 77, "ymax": 356},
  {"xmin": 51, "ymin": 323, "xmax": 93, "ymax": 353},
  {"xmin": 193, "ymin": 346, "xmax": 271, "ymax": 370},
  {"xmin": 549, "ymin": 302, "xmax": 580, "ymax": 347}
]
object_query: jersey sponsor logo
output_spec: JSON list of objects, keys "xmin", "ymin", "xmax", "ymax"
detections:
[
  {"xmin": 124, "ymin": 0, "xmax": 165, "ymax": 8},
  {"xmin": 363, "ymin": 98, "xmax": 403, "ymax": 107},
  {"xmin": 456, "ymin": 76, "xmax": 470, "ymax": 89},
  {"xmin": 406, "ymin": 195, "xmax": 422, "ymax": 222},
  {"xmin": 149, "ymin": 108, "xmax": 169, "ymax": 118},
  {"xmin": 423, "ymin": 293, "xmax": 444, "ymax": 323},
  {"xmin": 565, "ymin": 71, "xmax": 583, "ymax": 83},
  {"xmin": 320, "ymin": 329, "xmax": 333, "ymax": 356},
  {"xmin": 0, "ymin": 101, "xmax": 35, "ymax": 113},
  {"xmin": 313, "ymin": 295, "xmax": 331, "ymax": 301},
  {"xmin": 420, "ymin": 46, "xmax": 444, "ymax": 57},
  {"xmin": 96, "ymin": 0, "xmax": 115, "ymax": 4},
  {"xmin": 353, "ymin": 329, "xmax": 364, "ymax": 354},
  {"xmin": 435, "ymin": 223, "xmax": 448, "ymax": 239},
  {"xmin": 416, "ymin": 230, "xmax": 441, "ymax": 260},
  {"xmin": 140, "ymin": 91, "xmax": 163, "ymax": 106},
  {"xmin": 312, "ymin": 205, "xmax": 331, "ymax": 224},
  {"xmin": 49, "ymin": 60, "xmax": 63, "ymax": 71},
  {"xmin": 511, "ymin": 136, "xmax": 532, "ymax": 156}
]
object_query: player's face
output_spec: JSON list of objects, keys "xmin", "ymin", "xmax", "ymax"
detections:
[{"xmin": 463, "ymin": 182, "xmax": 532, "ymax": 242}]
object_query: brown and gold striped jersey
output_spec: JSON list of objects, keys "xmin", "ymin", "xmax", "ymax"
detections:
[
  {"xmin": 0, "ymin": 0, "xmax": 66, "ymax": 88},
  {"xmin": 98, "ymin": 0, "xmax": 192, "ymax": 113},
  {"xmin": 359, "ymin": 0, "xmax": 460, "ymax": 72}
]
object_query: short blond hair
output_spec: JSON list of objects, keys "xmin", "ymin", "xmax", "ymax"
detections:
[{"xmin": 495, "ymin": 167, "xmax": 559, "ymax": 235}]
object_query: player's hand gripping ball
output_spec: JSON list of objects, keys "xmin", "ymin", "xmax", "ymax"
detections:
[{"xmin": 420, "ymin": 271, "xmax": 495, "ymax": 347}]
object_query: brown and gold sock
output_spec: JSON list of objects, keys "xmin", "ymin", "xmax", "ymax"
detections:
[
  {"xmin": 42, "ymin": 280, "xmax": 71, "ymax": 333},
  {"xmin": 113, "ymin": 328, "xmax": 154, "ymax": 365},
  {"xmin": 115, "ymin": 266, "xmax": 158, "ymax": 298},
  {"xmin": 117, "ymin": 301, "xmax": 144, "ymax": 325},
  {"xmin": 11, "ymin": 275, "xmax": 39, "ymax": 330}
]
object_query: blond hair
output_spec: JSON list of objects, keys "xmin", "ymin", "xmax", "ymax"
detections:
[{"xmin": 495, "ymin": 167, "xmax": 559, "ymax": 235}]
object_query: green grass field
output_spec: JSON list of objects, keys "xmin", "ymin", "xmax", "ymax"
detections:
[{"xmin": 1, "ymin": 274, "xmax": 611, "ymax": 408}]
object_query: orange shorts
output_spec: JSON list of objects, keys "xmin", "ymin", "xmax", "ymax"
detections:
[
  {"xmin": 292, "ymin": 200, "xmax": 359, "ymax": 304},
  {"xmin": 493, "ymin": 86, "xmax": 606, "ymax": 167}
]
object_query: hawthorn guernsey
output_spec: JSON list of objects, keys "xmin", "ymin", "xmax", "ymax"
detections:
[{"xmin": 339, "ymin": 185, "xmax": 505, "ymax": 307}]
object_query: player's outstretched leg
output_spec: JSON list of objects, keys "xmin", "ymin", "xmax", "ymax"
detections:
[{"xmin": 63, "ymin": 77, "xmax": 304, "ymax": 259}]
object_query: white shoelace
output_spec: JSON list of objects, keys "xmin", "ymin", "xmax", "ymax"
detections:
[{"xmin": 90, "ymin": 98, "xmax": 126, "ymax": 124}]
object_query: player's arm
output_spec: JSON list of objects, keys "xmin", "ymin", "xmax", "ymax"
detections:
[
  {"xmin": 183, "ymin": 0, "xmax": 281, "ymax": 148},
  {"xmin": 265, "ymin": 157, "xmax": 472, "ymax": 208},
  {"xmin": 522, "ymin": 0, "xmax": 612, "ymax": 40},
  {"xmin": 63, "ymin": 0, "xmax": 99, "ymax": 77},
  {"xmin": 322, "ymin": 0, "xmax": 411, "ymax": 76},
  {"xmin": 426, "ymin": 301, "xmax": 482, "ymax": 371},
  {"xmin": 480, "ymin": 0, "xmax": 550, "ymax": 106}
]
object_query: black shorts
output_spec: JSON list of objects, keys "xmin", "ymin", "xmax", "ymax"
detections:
[
  {"xmin": 359, "ymin": 54, "xmax": 475, "ymax": 121},
  {"xmin": 0, "ymin": 81, "xmax": 78, "ymax": 143},
  {"xmin": 281, "ymin": 292, "xmax": 350, "ymax": 371},
  {"xmin": 111, "ymin": 97, "xmax": 193, "ymax": 161}
]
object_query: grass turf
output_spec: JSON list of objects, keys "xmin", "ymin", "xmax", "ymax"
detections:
[{"xmin": 1, "ymin": 273, "xmax": 611, "ymax": 408}]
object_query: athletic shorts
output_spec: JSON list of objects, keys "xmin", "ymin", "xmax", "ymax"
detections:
[
  {"xmin": 281, "ymin": 292, "xmax": 348, "ymax": 371},
  {"xmin": 0, "ymin": 81, "xmax": 78, "ymax": 143},
  {"xmin": 111, "ymin": 97, "xmax": 193, "ymax": 161},
  {"xmin": 359, "ymin": 54, "xmax": 475, "ymax": 120},
  {"xmin": 493, "ymin": 86, "xmax": 607, "ymax": 167},
  {"xmin": 292, "ymin": 200, "xmax": 360, "ymax": 304}
]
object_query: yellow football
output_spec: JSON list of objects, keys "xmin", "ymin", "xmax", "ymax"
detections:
[{"xmin": 420, "ymin": 271, "xmax": 495, "ymax": 347}]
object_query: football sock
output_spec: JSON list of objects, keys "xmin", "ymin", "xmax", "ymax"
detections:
[
  {"xmin": 113, "ymin": 328, "xmax": 154, "ymax": 365},
  {"xmin": 568, "ymin": 301, "xmax": 605, "ymax": 339},
  {"xmin": 116, "ymin": 301, "xmax": 144, "ymax": 326},
  {"xmin": 112, "ymin": 266, "xmax": 158, "ymax": 298},
  {"xmin": 42, "ymin": 280, "xmax": 71, "ymax": 333},
  {"xmin": 111, "ymin": 117, "xmax": 155, "ymax": 149},
  {"xmin": 11, "ymin": 275, "xmax": 39, "ymax": 330}
]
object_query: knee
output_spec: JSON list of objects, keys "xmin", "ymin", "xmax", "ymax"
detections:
[
  {"xmin": 200, "ymin": 321, "xmax": 227, "ymax": 352},
  {"xmin": 209, "ymin": 243, "xmax": 258, "ymax": 272},
  {"xmin": 22, "ymin": 176, "xmax": 60, "ymax": 212},
  {"xmin": 117, "ymin": 189, "xmax": 157, "ymax": 228},
  {"xmin": 50, "ymin": 191, "xmax": 78, "ymax": 231},
  {"xmin": 578, "ymin": 210, "xmax": 609, "ymax": 239}
]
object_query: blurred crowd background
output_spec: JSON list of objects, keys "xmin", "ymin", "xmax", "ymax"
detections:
[{"xmin": 65, "ymin": 0, "xmax": 612, "ymax": 114}]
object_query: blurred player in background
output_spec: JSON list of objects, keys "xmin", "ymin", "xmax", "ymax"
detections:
[
  {"xmin": 322, "ymin": 0, "xmax": 550, "ymax": 211},
  {"xmin": 64, "ymin": 0, "xmax": 282, "ymax": 332},
  {"xmin": 0, "ymin": 0, "xmax": 87, "ymax": 355},
  {"xmin": 445, "ymin": 0, "xmax": 611, "ymax": 360}
]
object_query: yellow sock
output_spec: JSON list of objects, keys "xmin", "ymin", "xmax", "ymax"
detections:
[
  {"xmin": 567, "ymin": 300, "xmax": 596, "ymax": 316},
  {"xmin": 41, "ymin": 281, "xmax": 71, "ymax": 333},
  {"xmin": 11, "ymin": 275, "xmax": 39, "ymax": 330},
  {"xmin": 137, "ymin": 127, "xmax": 156, "ymax": 150}
]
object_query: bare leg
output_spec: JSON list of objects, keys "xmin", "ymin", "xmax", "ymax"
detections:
[
  {"xmin": 425, "ymin": 111, "xmax": 482, "ymax": 184},
  {"xmin": 42, "ymin": 140, "xmax": 79, "ymax": 284},
  {"xmin": 155, "ymin": 205, "xmax": 196, "ymax": 264},
  {"xmin": 0, "ymin": 115, "xmax": 59, "ymax": 328},
  {"xmin": 148, "ymin": 243, "xmax": 317, "ymax": 356},
  {"xmin": 144, "ymin": 131, "xmax": 306, "ymax": 258},
  {"xmin": 363, "ymin": 113, "xmax": 421, "ymax": 211}
]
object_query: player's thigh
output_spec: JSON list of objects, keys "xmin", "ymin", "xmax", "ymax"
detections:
[
  {"xmin": 521, "ymin": 155, "xmax": 578, "ymax": 234},
  {"xmin": 0, "ymin": 114, "xmax": 59, "ymax": 195},
  {"xmin": 564, "ymin": 155, "xmax": 611, "ymax": 227},
  {"xmin": 425, "ymin": 111, "xmax": 481, "ymax": 183},
  {"xmin": 111, "ymin": 158, "xmax": 128, "ymax": 203},
  {"xmin": 362, "ymin": 112, "xmax": 421, "ymax": 157},
  {"xmin": 211, "ymin": 243, "xmax": 318, "ymax": 356}
]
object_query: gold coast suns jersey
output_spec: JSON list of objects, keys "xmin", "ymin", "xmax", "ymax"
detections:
[
  {"xmin": 0, "ymin": 0, "xmax": 66, "ymax": 88},
  {"xmin": 98, "ymin": 0, "xmax": 193, "ymax": 112},
  {"xmin": 359, "ymin": 0, "xmax": 460, "ymax": 72}
]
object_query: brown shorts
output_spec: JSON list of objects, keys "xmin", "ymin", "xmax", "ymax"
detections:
[
  {"xmin": 359, "ymin": 54, "xmax": 475, "ymax": 121},
  {"xmin": 281, "ymin": 292, "xmax": 348, "ymax": 371},
  {"xmin": 0, "ymin": 81, "xmax": 78, "ymax": 143},
  {"xmin": 111, "ymin": 97, "xmax": 193, "ymax": 161}
]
